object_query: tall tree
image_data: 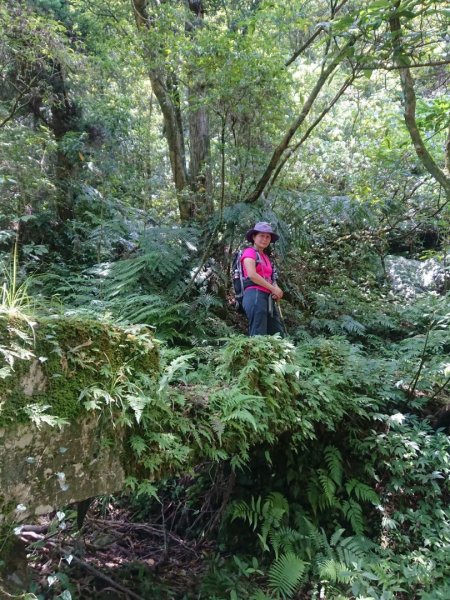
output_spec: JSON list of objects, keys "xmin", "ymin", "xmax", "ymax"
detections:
[
  {"xmin": 1, "ymin": 1, "xmax": 89, "ymax": 222},
  {"xmin": 389, "ymin": 0, "xmax": 450, "ymax": 201},
  {"xmin": 132, "ymin": 0, "xmax": 213, "ymax": 222}
]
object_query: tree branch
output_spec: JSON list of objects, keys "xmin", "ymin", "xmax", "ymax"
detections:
[
  {"xmin": 360, "ymin": 59, "xmax": 450, "ymax": 71},
  {"xmin": 245, "ymin": 40, "xmax": 357, "ymax": 204},
  {"xmin": 59, "ymin": 548, "xmax": 147, "ymax": 600},
  {"xmin": 266, "ymin": 72, "xmax": 356, "ymax": 194},
  {"xmin": 285, "ymin": 0, "xmax": 350, "ymax": 67},
  {"xmin": 285, "ymin": 27, "xmax": 324, "ymax": 68},
  {"xmin": 389, "ymin": 2, "xmax": 450, "ymax": 200},
  {"xmin": 0, "ymin": 74, "xmax": 39, "ymax": 129},
  {"xmin": 446, "ymin": 124, "xmax": 450, "ymax": 174}
]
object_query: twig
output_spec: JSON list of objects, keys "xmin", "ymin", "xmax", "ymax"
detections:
[
  {"xmin": 408, "ymin": 326, "xmax": 432, "ymax": 398},
  {"xmin": 56, "ymin": 546, "xmax": 147, "ymax": 600},
  {"xmin": 360, "ymin": 59, "xmax": 450, "ymax": 71},
  {"xmin": 0, "ymin": 586, "xmax": 23, "ymax": 599},
  {"xmin": 429, "ymin": 374, "xmax": 450, "ymax": 403},
  {"xmin": 88, "ymin": 519, "xmax": 199, "ymax": 550},
  {"xmin": 205, "ymin": 471, "xmax": 236, "ymax": 535},
  {"xmin": 176, "ymin": 223, "xmax": 220, "ymax": 301},
  {"xmin": 16, "ymin": 524, "xmax": 49, "ymax": 534},
  {"xmin": 285, "ymin": 0, "xmax": 350, "ymax": 67}
]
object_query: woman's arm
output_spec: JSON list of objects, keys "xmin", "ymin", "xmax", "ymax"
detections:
[{"xmin": 243, "ymin": 258, "xmax": 283, "ymax": 300}]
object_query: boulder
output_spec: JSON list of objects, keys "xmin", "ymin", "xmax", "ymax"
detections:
[{"xmin": 0, "ymin": 315, "xmax": 158, "ymax": 522}]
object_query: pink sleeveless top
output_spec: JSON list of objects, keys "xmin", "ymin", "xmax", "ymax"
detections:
[{"xmin": 241, "ymin": 247, "xmax": 273, "ymax": 294}]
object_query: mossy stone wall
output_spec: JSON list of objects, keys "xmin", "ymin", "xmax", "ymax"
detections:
[
  {"xmin": 0, "ymin": 415, "xmax": 125, "ymax": 522},
  {"xmin": 0, "ymin": 315, "xmax": 159, "ymax": 521}
]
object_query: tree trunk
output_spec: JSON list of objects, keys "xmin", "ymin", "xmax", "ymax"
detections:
[
  {"xmin": 445, "ymin": 124, "xmax": 450, "ymax": 175},
  {"xmin": 132, "ymin": 0, "xmax": 193, "ymax": 221},
  {"xmin": 188, "ymin": 86, "xmax": 213, "ymax": 218},
  {"xmin": 132, "ymin": 0, "xmax": 214, "ymax": 222},
  {"xmin": 28, "ymin": 61, "xmax": 82, "ymax": 222},
  {"xmin": 186, "ymin": 0, "xmax": 213, "ymax": 220},
  {"xmin": 150, "ymin": 70, "xmax": 189, "ymax": 196},
  {"xmin": 389, "ymin": 2, "xmax": 450, "ymax": 201}
]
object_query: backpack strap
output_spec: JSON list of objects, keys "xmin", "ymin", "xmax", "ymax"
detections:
[{"xmin": 243, "ymin": 247, "xmax": 261, "ymax": 265}]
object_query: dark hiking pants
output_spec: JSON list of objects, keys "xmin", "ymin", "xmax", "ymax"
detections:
[{"xmin": 243, "ymin": 288, "xmax": 284, "ymax": 337}]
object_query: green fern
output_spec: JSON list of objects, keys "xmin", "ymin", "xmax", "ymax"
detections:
[
  {"xmin": 342, "ymin": 499, "xmax": 364, "ymax": 535},
  {"xmin": 259, "ymin": 492, "xmax": 290, "ymax": 551},
  {"xmin": 129, "ymin": 435, "xmax": 147, "ymax": 457},
  {"xmin": 210, "ymin": 388, "xmax": 268, "ymax": 442},
  {"xmin": 324, "ymin": 446, "xmax": 343, "ymax": 486},
  {"xmin": 339, "ymin": 314, "xmax": 366, "ymax": 335},
  {"xmin": 317, "ymin": 469, "xmax": 337, "ymax": 508},
  {"xmin": 231, "ymin": 496, "xmax": 262, "ymax": 530},
  {"xmin": 250, "ymin": 592, "xmax": 272, "ymax": 600},
  {"xmin": 230, "ymin": 492, "xmax": 290, "ymax": 552},
  {"xmin": 345, "ymin": 478, "xmax": 380, "ymax": 505},
  {"xmin": 268, "ymin": 552, "xmax": 305, "ymax": 599},
  {"xmin": 269, "ymin": 526, "xmax": 303, "ymax": 559},
  {"xmin": 329, "ymin": 527, "xmax": 346, "ymax": 547},
  {"xmin": 315, "ymin": 529, "xmax": 375, "ymax": 593},
  {"xmin": 318, "ymin": 558, "xmax": 352, "ymax": 584},
  {"xmin": 335, "ymin": 535, "xmax": 370, "ymax": 565},
  {"xmin": 293, "ymin": 514, "xmax": 324, "ymax": 560}
]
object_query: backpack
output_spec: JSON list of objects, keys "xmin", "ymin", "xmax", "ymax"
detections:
[{"xmin": 231, "ymin": 248, "xmax": 262, "ymax": 313}]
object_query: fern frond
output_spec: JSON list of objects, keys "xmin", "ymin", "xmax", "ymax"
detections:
[
  {"xmin": 340, "ymin": 314, "xmax": 366, "ymax": 335},
  {"xmin": 230, "ymin": 449, "xmax": 249, "ymax": 470},
  {"xmin": 306, "ymin": 479, "xmax": 320, "ymax": 514},
  {"xmin": 330, "ymin": 528, "xmax": 346, "ymax": 547},
  {"xmin": 223, "ymin": 408, "xmax": 259, "ymax": 431},
  {"xmin": 317, "ymin": 469, "xmax": 337, "ymax": 507},
  {"xmin": 336, "ymin": 535, "xmax": 369, "ymax": 565},
  {"xmin": 269, "ymin": 527, "xmax": 303, "ymax": 558},
  {"xmin": 263, "ymin": 492, "xmax": 290, "ymax": 521},
  {"xmin": 324, "ymin": 446, "xmax": 343, "ymax": 486},
  {"xmin": 250, "ymin": 592, "xmax": 272, "ymax": 600},
  {"xmin": 345, "ymin": 478, "xmax": 380, "ymax": 505},
  {"xmin": 210, "ymin": 416, "xmax": 225, "ymax": 444},
  {"xmin": 342, "ymin": 499, "xmax": 364, "ymax": 535},
  {"xmin": 318, "ymin": 558, "xmax": 351, "ymax": 584},
  {"xmin": 268, "ymin": 552, "xmax": 305, "ymax": 599},
  {"xmin": 129, "ymin": 435, "xmax": 147, "ymax": 457},
  {"xmin": 293, "ymin": 514, "xmax": 323, "ymax": 557},
  {"xmin": 230, "ymin": 498, "xmax": 259, "ymax": 530}
]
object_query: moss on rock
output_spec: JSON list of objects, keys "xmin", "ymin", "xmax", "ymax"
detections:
[
  {"xmin": 0, "ymin": 313, "xmax": 159, "ymax": 522},
  {"xmin": 0, "ymin": 314, "xmax": 159, "ymax": 427}
]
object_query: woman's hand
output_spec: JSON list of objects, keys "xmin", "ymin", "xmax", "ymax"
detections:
[
  {"xmin": 271, "ymin": 285, "xmax": 283, "ymax": 301},
  {"xmin": 243, "ymin": 257, "xmax": 283, "ymax": 300}
]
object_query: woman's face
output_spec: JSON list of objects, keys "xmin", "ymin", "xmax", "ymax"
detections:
[{"xmin": 253, "ymin": 232, "xmax": 271, "ymax": 248}]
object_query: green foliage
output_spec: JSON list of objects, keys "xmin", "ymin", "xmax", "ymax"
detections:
[
  {"xmin": 1, "ymin": 245, "xmax": 31, "ymax": 315},
  {"xmin": 231, "ymin": 492, "xmax": 289, "ymax": 553},
  {"xmin": 267, "ymin": 552, "xmax": 305, "ymax": 599},
  {"xmin": 1, "ymin": 1, "xmax": 449, "ymax": 598},
  {"xmin": 29, "ymin": 224, "xmax": 233, "ymax": 343},
  {"xmin": 0, "ymin": 252, "xmax": 37, "ymax": 382},
  {"xmin": 0, "ymin": 314, "xmax": 158, "ymax": 428}
]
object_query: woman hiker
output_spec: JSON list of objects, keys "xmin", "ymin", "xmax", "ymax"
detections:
[{"xmin": 241, "ymin": 222, "xmax": 285, "ymax": 337}]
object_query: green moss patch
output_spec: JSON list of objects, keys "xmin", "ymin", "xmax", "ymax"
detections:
[{"xmin": 0, "ymin": 314, "xmax": 159, "ymax": 428}]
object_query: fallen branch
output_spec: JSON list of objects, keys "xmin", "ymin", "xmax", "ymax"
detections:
[{"xmin": 56, "ymin": 545, "xmax": 147, "ymax": 600}]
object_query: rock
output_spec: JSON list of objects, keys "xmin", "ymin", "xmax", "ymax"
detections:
[
  {"xmin": 0, "ymin": 315, "xmax": 159, "ymax": 523},
  {"xmin": 385, "ymin": 255, "xmax": 448, "ymax": 298},
  {"xmin": 0, "ymin": 415, "xmax": 126, "ymax": 522}
]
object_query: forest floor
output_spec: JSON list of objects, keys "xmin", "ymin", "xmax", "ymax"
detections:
[{"xmin": 14, "ymin": 501, "xmax": 215, "ymax": 599}]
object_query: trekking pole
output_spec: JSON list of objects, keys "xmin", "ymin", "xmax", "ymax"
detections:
[{"xmin": 277, "ymin": 301, "xmax": 288, "ymax": 337}]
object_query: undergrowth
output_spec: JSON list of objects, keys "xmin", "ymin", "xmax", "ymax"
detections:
[{"xmin": 1, "ymin": 225, "xmax": 449, "ymax": 599}]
